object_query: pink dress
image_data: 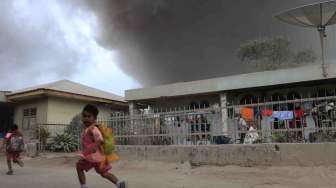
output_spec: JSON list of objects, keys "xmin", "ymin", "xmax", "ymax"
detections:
[
  {"xmin": 79, "ymin": 126, "xmax": 105, "ymax": 163},
  {"xmin": 5, "ymin": 132, "xmax": 23, "ymax": 161}
]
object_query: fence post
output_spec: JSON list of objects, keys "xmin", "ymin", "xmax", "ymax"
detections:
[
  {"xmin": 38, "ymin": 124, "xmax": 41, "ymax": 152},
  {"xmin": 220, "ymin": 92, "xmax": 230, "ymax": 137}
]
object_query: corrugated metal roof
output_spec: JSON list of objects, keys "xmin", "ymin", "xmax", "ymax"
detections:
[
  {"xmin": 125, "ymin": 63, "xmax": 336, "ymax": 101},
  {"xmin": 8, "ymin": 80, "xmax": 125, "ymax": 102}
]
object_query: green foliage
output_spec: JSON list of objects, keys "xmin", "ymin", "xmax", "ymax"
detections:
[
  {"xmin": 65, "ymin": 114, "xmax": 82, "ymax": 138},
  {"xmin": 293, "ymin": 49, "xmax": 317, "ymax": 64},
  {"xmin": 48, "ymin": 133, "xmax": 79, "ymax": 152},
  {"xmin": 312, "ymin": 131, "xmax": 336, "ymax": 142},
  {"xmin": 36, "ymin": 126, "xmax": 51, "ymax": 146},
  {"xmin": 272, "ymin": 132, "xmax": 286, "ymax": 143},
  {"xmin": 237, "ymin": 36, "xmax": 317, "ymax": 70}
]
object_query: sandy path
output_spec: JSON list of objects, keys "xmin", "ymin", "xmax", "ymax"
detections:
[{"xmin": 0, "ymin": 154, "xmax": 335, "ymax": 188}]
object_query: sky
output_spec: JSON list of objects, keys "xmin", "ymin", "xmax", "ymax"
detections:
[
  {"xmin": 0, "ymin": 0, "xmax": 335, "ymax": 96},
  {"xmin": 0, "ymin": 0, "xmax": 140, "ymax": 96}
]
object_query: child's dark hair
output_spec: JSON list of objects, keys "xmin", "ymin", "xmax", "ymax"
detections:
[
  {"xmin": 82, "ymin": 104, "xmax": 99, "ymax": 118},
  {"xmin": 11, "ymin": 124, "xmax": 18, "ymax": 131}
]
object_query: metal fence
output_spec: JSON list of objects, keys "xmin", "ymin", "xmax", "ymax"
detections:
[
  {"xmin": 106, "ymin": 108, "xmax": 222, "ymax": 145},
  {"xmin": 36, "ymin": 123, "xmax": 80, "ymax": 152},
  {"xmin": 227, "ymin": 95, "xmax": 336, "ymax": 144},
  {"xmin": 35, "ymin": 95, "xmax": 336, "ymax": 151}
]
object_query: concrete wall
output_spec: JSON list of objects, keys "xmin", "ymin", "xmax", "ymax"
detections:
[
  {"xmin": 13, "ymin": 96, "xmax": 116, "ymax": 126},
  {"xmin": 46, "ymin": 96, "xmax": 113, "ymax": 124},
  {"xmin": 231, "ymin": 83, "xmax": 336, "ymax": 105},
  {"xmin": 136, "ymin": 94, "xmax": 220, "ymax": 110},
  {"xmin": 13, "ymin": 98, "xmax": 48, "ymax": 129},
  {"xmin": 116, "ymin": 143, "xmax": 336, "ymax": 166},
  {"xmin": 47, "ymin": 96, "xmax": 85, "ymax": 124},
  {"xmin": 0, "ymin": 92, "xmax": 7, "ymax": 102},
  {"xmin": 126, "ymin": 64, "xmax": 336, "ymax": 101}
]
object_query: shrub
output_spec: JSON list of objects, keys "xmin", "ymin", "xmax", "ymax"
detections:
[
  {"xmin": 272, "ymin": 132, "xmax": 286, "ymax": 143},
  {"xmin": 36, "ymin": 126, "xmax": 51, "ymax": 146},
  {"xmin": 48, "ymin": 133, "xmax": 79, "ymax": 152},
  {"xmin": 65, "ymin": 114, "xmax": 82, "ymax": 137}
]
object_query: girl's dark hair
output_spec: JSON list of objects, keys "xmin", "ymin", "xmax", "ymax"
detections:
[
  {"xmin": 11, "ymin": 124, "xmax": 18, "ymax": 131},
  {"xmin": 82, "ymin": 104, "xmax": 99, "ymax": 118}
]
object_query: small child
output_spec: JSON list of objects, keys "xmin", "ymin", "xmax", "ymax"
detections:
[
  {"xmin": 76, "ymin": 104, "xmax": 126, "ymax": 188},
  {"xmin": 5, "ymin": 124, "xmax": 24, "ymax": 175}
]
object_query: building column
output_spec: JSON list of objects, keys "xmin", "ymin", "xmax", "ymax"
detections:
[
  {"xmin": 129, "ymin": 101, "xmax": 135, "ymax": 117},
  {"xmin": 220, "ymin": 93, "xmax": 230, "ymax": 136}
]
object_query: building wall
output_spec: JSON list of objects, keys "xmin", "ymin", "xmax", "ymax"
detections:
[
  {"xmin": 138, "ymin": 94, "xmax": 220, "ymax": 111},
  {"xmin": 131, "ymin": 84, "xmax": 336, "ymax": 111},
  {"xmin": 229, "ymin": 83, "xmax": 336, "ymax": 105},
  {"xmin": 12, "ymin": 96, "xmax": 124, "ymax": 139},
  {"xmin": 126, "ymin": 64, "xmax": 336, "ymax": 101},
  {"xmin": 46, "ymin": 96, "xmax": 113, "ymax": 124},
  {"xmin": 13, "ymin": 96, "xmax": 122, "ymax": 127},
  {"xmin": 0, "ymin": 92, "xmax": 7, "ymax": 102},
  {"xmin": 13, "ymin": 98, "xmax": 48, "ymax": 131}
]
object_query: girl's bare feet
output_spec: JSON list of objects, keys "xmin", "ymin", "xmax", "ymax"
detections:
[
  {"xmin": 6, "ymin": 170, "xmax": 13, "ymax": 175},
  {"xmin": 14, "ymin": 160, "xmax": 24, "ymax": 167}
]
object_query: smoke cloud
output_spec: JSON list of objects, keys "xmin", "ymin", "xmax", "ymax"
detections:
[
  {"xmin": 0, "ymin": 0, "xmax": 139, "ymax": 95},
  {"xmin": 1, "ymin": 0, "xmax": 334, "ymax": 93},
  {"xmin": 83, "ymin": 0, "xmax": 329, "ymax": 86}
]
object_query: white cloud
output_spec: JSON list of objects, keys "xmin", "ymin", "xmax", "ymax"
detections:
[{"xmin": 0, "ymin": 0, "xmax": 140, "ymax": 96}]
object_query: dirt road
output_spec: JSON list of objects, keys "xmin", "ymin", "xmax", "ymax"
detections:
[{"xmin": 1, "ymin": 154, "xmax": 335, "ymax": 188}]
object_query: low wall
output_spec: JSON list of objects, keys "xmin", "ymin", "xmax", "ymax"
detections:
[
  {"xmin": 115, "ymin": 143, "xmax": 336, "ymax": 166},
  {"xmin": 25, "ymin": 140, "xmax": 39, "ymax": 157},
  {"xmin": 0, "ymin": 139, "xmax": 37, "ymax": 157}
]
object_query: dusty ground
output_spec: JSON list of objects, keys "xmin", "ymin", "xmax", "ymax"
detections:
[{"xmin": 1, "ymin": 153, "xmax": 336, "ymax": 188}]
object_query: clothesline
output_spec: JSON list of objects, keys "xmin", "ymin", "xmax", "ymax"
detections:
[{"xmin": 227, "ymin": 95, "xmax": 336, "ymax": 108}]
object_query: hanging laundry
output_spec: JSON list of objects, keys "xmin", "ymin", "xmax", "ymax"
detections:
[
  {"xmin": 262, "ymin": 109, "xmax": 273, "ymax": 117},
  {"xmin": 239, "ymin": 117, "xmax": 248, "ymax": 131},
  {"xmin": 326, "ymin": 102, "xmax": 334, "ymax": 112},
  {"xmin": 244, "ymin": 126, "xmax": 259, "ymax": 144},
  {"xmin": 240, "ymin": 108, "xmax": 254, "ymax": 121},
  {"xmin": 291, "ymin": 108, "xmax": 306, "ymax": 128},
  {"xmin": 304, "ymin": 115, "xmax": 316, "ymax": 142},
  {"xmin": 295, "ymin": 108, "xmax": 305, "ymax": 118},
  {"xmin": 253, "ymin": 107, "xmax": 261, "ymax": 118},
  {"xmin": 272, "ymin": 111, "xmax": 294, "ymax": 120},
  {"xmin": 311, "ymin": 106, "xmax": 318, "ymax": 113},
  {"xmin": 303, "ymin": 102, "xmax": 313, "ymax": 113}
]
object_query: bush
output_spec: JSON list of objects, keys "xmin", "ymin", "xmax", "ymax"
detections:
[
  {"xmin": 65, "ymin": 114, "xmax": 82, "ymax": 137},
  {"xmin": 313, "ymin": 131, "xmax": 336, "ymax": 142},
  {"xmin": 36, "ymin": 126, "xmax": 51, "ymax": 146},
  {"xmin": 272, "ymin": 132, "xmax": 286, "ymax": 143},
  {"xmin": 48, "ymin": 133, "xmax": 79, "ymax": 152}
]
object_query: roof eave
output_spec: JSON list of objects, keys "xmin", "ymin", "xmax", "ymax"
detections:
[{"xmin": 7, "ymin": 89, "xmax": 127, "ymax": 106}]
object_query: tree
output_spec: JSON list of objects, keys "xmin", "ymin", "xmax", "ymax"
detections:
[
  {"xmin": 293, "ymin": 49, "xmax": 317, "ymax": 65},
  {"xmin": 237, "ymin": 36, "xmax": 317, "ymax": 70},
  {"xmin": 65, "ymin": 114, "xmax": 82, "ymax": 137}
]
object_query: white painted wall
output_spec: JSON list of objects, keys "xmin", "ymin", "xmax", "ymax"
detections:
[
  {"xmin": 47, "ymin": 97, "xmax": 85, "ymax": 124},
  {"xmin": 0, "ymin": 92, "xmax": 7, "ymax": 102},
  {"xmin": 13, "ymin": 96, "xmax": 117, "ymax": 130},
  {"xmin": 147, "ymin": 95, "xmax": 220, "ymax": 110},
  {"xmin": 13, "ymin": 98, "xmax": 48, "ymax": 128},
  {"xmin": 46, "ymin": 96, "xmax": 113, "ymax": 124},
  {"xmin": 12, "ymin": 96, "xmax": 123, "ymax": 139}
]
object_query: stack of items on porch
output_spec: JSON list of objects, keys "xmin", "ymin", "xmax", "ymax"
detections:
[{"xmin": 237, "ymin": 101, "xmax": 336, "ymax": 144}]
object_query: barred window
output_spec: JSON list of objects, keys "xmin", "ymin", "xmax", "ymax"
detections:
[
  {"xmin": 22, "ymin": 107, "xmax": 37, "ymax": 130},
  {"xmin": 23, "ymin": 108, "xmax": 37, "ymax": 117}
]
